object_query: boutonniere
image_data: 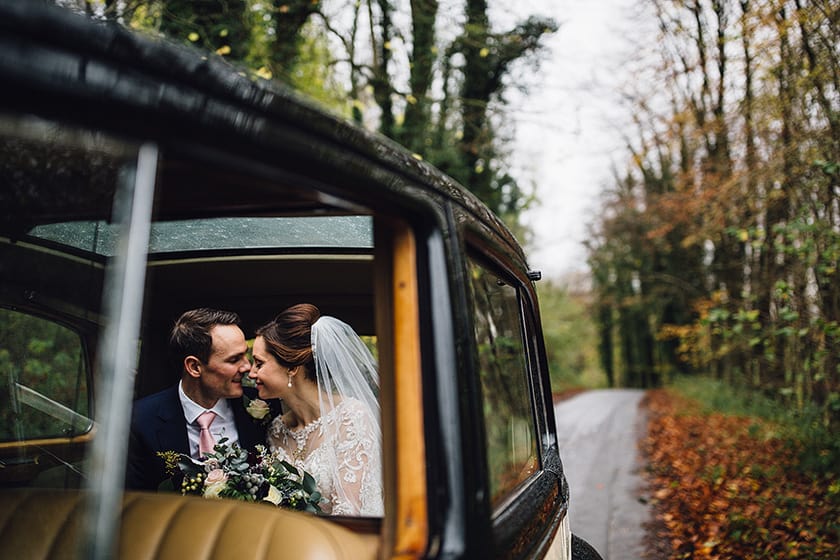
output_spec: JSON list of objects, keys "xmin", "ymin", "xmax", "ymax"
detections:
[{"xmin": 243, "ymin": 395, "xmax": 272, "ymax": 424}]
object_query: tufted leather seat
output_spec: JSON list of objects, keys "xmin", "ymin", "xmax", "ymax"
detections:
[{"xmin": 0, "ymin": 488, "xmax": 379, "ymax": 560}]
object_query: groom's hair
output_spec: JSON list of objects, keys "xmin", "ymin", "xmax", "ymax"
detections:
[{"xmin": 169, "ymin": 308, "xmax": 241, "ymax": 367}]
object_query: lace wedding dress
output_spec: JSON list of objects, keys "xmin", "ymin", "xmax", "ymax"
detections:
[{"xmin": 267, "ymin": 397, "xmax": 383, "ymax": 516}]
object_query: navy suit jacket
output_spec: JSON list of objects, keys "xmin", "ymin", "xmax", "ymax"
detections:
[{"xmin": 125, "ymin": 384, "xmax": 266, "ymax": 490}]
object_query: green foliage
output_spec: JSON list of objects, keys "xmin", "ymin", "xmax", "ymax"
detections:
[
  {"xmin": 103, "ymin": 0, "xmax": 553, "ymax": 230},
  {"xmin": 671, "ymin": 375, "xmax": 840, "ymax": 477},
  {"xmin": 588, "ymin": 2, "xmax": 839, "ymax": 429},
  {"xmin": 0, "ymin": 308, "xmax": 90, "ymax": 441},
  {"xmin": 164, "ymin": 439, "xmax": 322, "ymax": 512},
  {"xmin": 286, "ymin": 23, "xmax": 353, "ymax": 117},
  {"xmin": 671, "ymin": 375, "xmax": 780, "ymax": 421},
  {"xmin": 244, "ymin": 5, "xmax": 349, "ymax": 117},
  {"xmin": 454, "ymin": 9, "xmax": 557, "ymax": 218},
  {"xmin": 131, "ymin": 0, "xmax": 251, "ymax": 59},
  {"xmin": 536, "ymin": 281, "xmax": 606, "ymax": 393}
]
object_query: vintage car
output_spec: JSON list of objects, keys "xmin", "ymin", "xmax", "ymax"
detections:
[{"xmin": 0, "ymin": 3, "xmax": 601, "ymax": 559}]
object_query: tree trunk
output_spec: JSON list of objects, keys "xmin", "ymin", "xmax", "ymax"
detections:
[
  {"xmin": 270, "ymin": 0, "xmax": 319, "ymax": 79},
  {"xmin": 597, "ymin": 303, "xmax": 616, "ymax": 388},
  {"xmin": 399, "ymin": 0, "xmax": 438, "ymax": 154},
  {"xmin": 459, "ymin": 0, "xmax": 493, "ymax": 203},
  {"xmin": 370, "ymin": 0, "xmax": 396, "ymax": 138}
]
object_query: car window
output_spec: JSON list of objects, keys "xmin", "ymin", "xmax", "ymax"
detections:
[
  {"xmin": 0, "ymin": 308, "xmax": 92, "ymax": 441},
  {"xmin": 29, "ymin": 216, "xmax": 373, "ymax": 256},
  {"xmin": 469, "ymin": 257, "xmax": 539, "ymax": 507},
  {"xmin": 128, "ymin": 147, "xmax": 386, "ymax": 518},
  {"xmin": 0, "ymin": 113, "xmax": 140, "ymax": 495}
]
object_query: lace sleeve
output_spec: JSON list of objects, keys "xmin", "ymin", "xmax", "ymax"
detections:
[{"xmin": 330, "ymin": 399, "xmax": 383, "ymax": 516}]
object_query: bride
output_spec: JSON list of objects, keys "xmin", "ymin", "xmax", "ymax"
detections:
[{"xmin": 249, "ymin": 303, "xmax": 383, "ymax": 516}]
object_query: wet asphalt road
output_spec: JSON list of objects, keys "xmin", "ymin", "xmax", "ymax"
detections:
[{"xmin": 554, "ymin": 389, "xmax": 651, "ymax": 560}]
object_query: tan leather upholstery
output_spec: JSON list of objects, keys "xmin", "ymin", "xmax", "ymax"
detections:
[{"xmin": 0, "ymin": 488, "xmax": 379, "ymax": 560}]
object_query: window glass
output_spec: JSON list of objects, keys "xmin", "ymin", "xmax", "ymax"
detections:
[
  {"xmin": 0, "ymin": 308, "xmax": 91, "ymax": 441},
  {"xmin": 469, "ymin": 258, "xmax": 538, "ymax": 506},
  {"xmin": 126, "ymin": 152, "xmax": 383, "ymax": 517},
  {"xmin": 0, "ymin": 113, "xmax": 138, "ymax": 235},
  {"xmin": 29, "ymin": 215, "xmax": 373, "ymax": 256},
  {"xmin": 0, "ymin": 113, "xmax": 140, "ymax": 491}
]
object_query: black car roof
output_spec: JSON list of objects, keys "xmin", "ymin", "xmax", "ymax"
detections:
[{"xmin": 0, "ymin": 1, "xmax": 526, "ymax": 266}]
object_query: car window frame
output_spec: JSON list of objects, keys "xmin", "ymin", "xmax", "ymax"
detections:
[
  {"xmin": 466, "ymin": 254, "xmax": 541, "ymax": 507},
  {"xmin": 139, "ymin": 136, "xmax": 442, "ymax": 554},
  {"xmin": 461, "ymin": 232, "xmax": 566, "ymax": 557},
  {"xmin": 84, "ymin": 141, "xmax": 158, "ymax": 560},
  {"xmin": 490, "ymin": 278, "xmax": 567, "ymax": 557}
]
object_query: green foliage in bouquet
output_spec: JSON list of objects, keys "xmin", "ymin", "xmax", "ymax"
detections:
[{"xmin": 158, "ymin": 438, "xmax": 322, "ymax": 513}]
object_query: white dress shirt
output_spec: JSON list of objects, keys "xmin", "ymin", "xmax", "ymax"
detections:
[{"xmin": 178, "ymin": 381, "xmax": 239, "ymax": 459}]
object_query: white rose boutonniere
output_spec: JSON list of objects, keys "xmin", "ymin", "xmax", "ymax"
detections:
[{"xmin": 244, "ymin": 395, "xmax": 272, "ymax": 424}]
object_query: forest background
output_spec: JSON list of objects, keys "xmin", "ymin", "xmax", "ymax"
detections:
[
  {"xmin": 61, "ymin": 0, "xmax": 838, "ymax": 554},
  {"xmin": 70, "ymin": 0, "xmax": 837, "ymax": 458}
]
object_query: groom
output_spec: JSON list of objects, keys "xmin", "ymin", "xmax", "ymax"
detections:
[{"xmin": 125, "ymin": 308, "xmax": 266, "ymax": 490}]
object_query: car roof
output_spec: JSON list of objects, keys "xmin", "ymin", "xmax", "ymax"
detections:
[{"xmin": 0, "ymin": 2, "xmax": 526, "ymax": 268}]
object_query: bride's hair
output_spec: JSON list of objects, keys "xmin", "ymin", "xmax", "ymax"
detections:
[{"xmin": 256, "ymin": 303, "xmax": 320, "ymax": 381}]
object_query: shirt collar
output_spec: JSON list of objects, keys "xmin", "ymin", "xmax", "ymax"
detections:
[{"xmin": 178, "ymin": 380, "xmax": 233, "ymax": 424}]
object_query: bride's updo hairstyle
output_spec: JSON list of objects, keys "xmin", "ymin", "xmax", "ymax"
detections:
[{"xmin": 256, "ymin": 303, "xmax": 320, "ymax": 382}]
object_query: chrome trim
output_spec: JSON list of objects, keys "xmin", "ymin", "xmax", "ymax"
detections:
[{"xmin": 83, "ymin": 143, "xmax": 158, "ymax": 560}]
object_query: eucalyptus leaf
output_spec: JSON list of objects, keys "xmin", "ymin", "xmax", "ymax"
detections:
[{"xmin": 303, "ymin": 471, "xmax": 317, "ymax": 493}]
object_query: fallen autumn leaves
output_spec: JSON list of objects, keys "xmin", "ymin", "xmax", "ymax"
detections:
[{"xmin": 640, "ymin": 389, "xmax": 839, "ymax": 559}]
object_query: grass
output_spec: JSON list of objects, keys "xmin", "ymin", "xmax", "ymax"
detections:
[{"xmin": 669, "ymin": 375, "xmax": 839, "ymax": 477}]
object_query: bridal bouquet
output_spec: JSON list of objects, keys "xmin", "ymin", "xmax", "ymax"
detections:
[{"xmin": 158, "ymin": 439, "xmax": 322, "ymax": 513}]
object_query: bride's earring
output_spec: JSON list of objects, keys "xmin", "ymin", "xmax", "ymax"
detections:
[
  {"xmin": 287, "ymin": 375, "xmax": 293, "ymax": 388},
  {"xmin": 288, "ymin": 368, "xmax": 294, "ymax": 388}
]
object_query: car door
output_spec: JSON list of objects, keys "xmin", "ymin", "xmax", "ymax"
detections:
[{"xmin": 466, "ymin": 252, "xmax": 571, "ymax": 559}]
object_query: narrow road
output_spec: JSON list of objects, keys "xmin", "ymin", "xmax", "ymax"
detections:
[{"xmin": 555, "ymin": 389, "xmax": 651, "ymax": 560}]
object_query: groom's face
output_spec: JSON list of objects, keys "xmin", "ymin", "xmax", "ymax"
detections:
[{"xmin": 199, "ymin": 324, "xmax": 251, "ymax": 401}]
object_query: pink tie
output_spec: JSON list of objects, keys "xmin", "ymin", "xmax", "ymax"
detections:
[{"xmin": 196, "ymin": 411, "xmax": 217, "ymax": 457}]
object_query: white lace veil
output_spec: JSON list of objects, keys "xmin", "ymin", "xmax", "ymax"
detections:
[{"xmin": 310, "ymin": 315, "xmax": 383, "ymax": 515}]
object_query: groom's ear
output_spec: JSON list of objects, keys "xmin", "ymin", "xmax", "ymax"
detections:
[{"xmin": 184, "ymin": 355, "xmax": 202, "ymax": 378}]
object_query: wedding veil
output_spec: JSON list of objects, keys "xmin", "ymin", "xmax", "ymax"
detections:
[
  {"xmin": 310, "ymin": 315, "xmax": 383, "ymax": 515},
  {"xmin": 310, "ymin": 316, "xmax": 380, "ymax": 417}
]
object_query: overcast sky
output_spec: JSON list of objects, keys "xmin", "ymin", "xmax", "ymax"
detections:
[{"xmin": 499, "ymin": 0, "xmax": 639, "ymax": 281}]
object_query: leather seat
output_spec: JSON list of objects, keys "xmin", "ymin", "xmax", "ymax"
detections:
[{"xmin": 0, "ymin": 488, "xmax": 379, "ymax": 559}]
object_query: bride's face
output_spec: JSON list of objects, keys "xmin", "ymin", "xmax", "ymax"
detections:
[{"xmin": 249, "ymin": 336, "xmax": 290, "ymax": 399}]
